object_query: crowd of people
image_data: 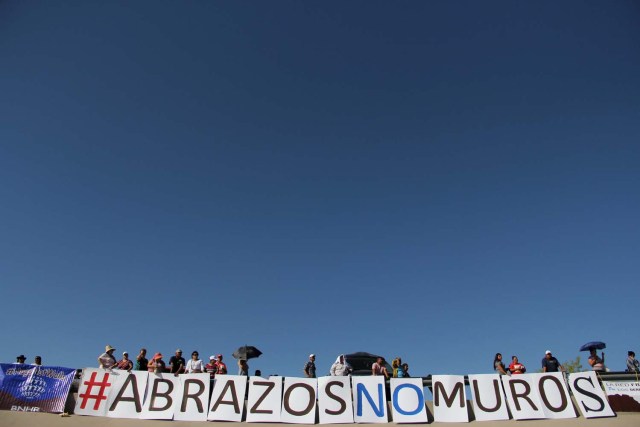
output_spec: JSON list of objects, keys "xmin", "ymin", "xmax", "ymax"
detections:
[
  {"xmin": 98, "ymin": 347, "xmax": 239, "ymax": 378},
  {"xmin": 10, "ymin": 347, "xmax": 640, "ymax": 376},
  {"xmin": 492, "ymin": 349, "xmax": 640, "ymax": 375}
]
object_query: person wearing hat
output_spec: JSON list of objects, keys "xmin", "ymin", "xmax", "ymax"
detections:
[
  {"xmin": 115, "ymin": 351, "xmax": 134, "ymax": 371},
  {"xmin": 541, "ymin": 350, "xmax": 563, "ymax": 372},
  {"xmin": 303, "ymin": 354, "xmax": 316, "ymax": 378},
  {"xmin": 15, "ymin": 355, "xmax": 27, "ymax": 364},
  {"xmin": 149, "ymin": 352, "xmax": 166, "ymax": 374},
  {"xmin": 98, "ymin": 345, "xmax": 117, "ymax": 369}
]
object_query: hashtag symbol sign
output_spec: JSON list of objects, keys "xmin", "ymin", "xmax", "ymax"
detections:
[{"xmin": 79, "ymin": 371, "xmax": 112, "ymax": 410}]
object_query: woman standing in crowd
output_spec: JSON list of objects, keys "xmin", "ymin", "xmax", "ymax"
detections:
[
  {"xmin": 115, "ymin": 352, "xmax": 133, "ymax": 371},
  {"xmin": 149, "ymin": 353, "xmax": 166, "ymax": 373},
  {"xmin": 185, "ymin": 351, "xmax": 205, "ymax": 373},
  {"xmin": 494, "ymin": 353, "xmax": 509, "ymax": 375}
]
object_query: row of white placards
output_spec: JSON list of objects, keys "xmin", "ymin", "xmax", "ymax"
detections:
[{"xmin": 74, "ymin": 369, "xmax": 615, "ymax": 423}]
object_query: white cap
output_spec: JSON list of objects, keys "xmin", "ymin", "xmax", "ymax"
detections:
[
  {"xmin": 209, "ymin": 355, "xmax": 216, "ymax": 360},
  {"xmin": 309, "ymin": 354, "xmax": 315, "ymax": 358},
  {"xmin": 123, "ymin": 351, "xmax": 128, "ymax": 355},
  {"xmin": 545, "ymin": 350, "xmax": 552, "ymax": 355}
]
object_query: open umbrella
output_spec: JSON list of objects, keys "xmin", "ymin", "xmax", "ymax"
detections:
[
  {"xmin": 232, "ymin": 345, "xmax": 262, "ymax": 360},
  {"xmin": 579, "ymin": 341, "xmax": 606, "ymax": 351}
]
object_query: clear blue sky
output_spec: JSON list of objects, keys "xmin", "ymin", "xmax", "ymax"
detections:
[{"xmin": 1, "ymin": 1, "xmax": 639, "ymax": 377}]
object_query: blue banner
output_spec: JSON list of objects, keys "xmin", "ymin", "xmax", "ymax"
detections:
[{"xmin": 0, "ymin": 363, "xmax": 75, "ymax": 413}]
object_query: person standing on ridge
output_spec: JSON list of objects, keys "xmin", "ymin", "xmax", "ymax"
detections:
[
  {"xmin": 541, "ymin": 350, "xmax": 564, "ymax": 372},
  {"xmin": 98, "ymin": 345, "xmax": 117, "ymax": 370},
  {"xmin": 169, "ymin": 349, "xmax": 186, "ymax": 375},
  {"xmin": 216, "ymin": 354, "xmax": 228, "ymax": 375},
  {"xmin": 372, "ymin": 357, "xmax": 389, "ymax": 379},
  {"xmin": 135, "ymin": 348, "xmax": 148, "ymax": 371},
  {"xmin": 627, "ymin": 351, "xmax": 640, "ymax": 372},
  {"xmin": 303, "ymin": 354, "xmax": 316, "ymax": 378}
]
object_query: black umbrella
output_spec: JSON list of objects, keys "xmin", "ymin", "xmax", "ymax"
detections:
[
  {"xmin": 579, "ymin": 341, "xmax": 606, "ymax": 351},
  {"xmin": 232, "ymin": 345, "xmax": 262, "ymax": 360}
]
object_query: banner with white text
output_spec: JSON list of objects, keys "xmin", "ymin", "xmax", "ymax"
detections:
[{"xmin": 0, "ymin": 363, "xmax": 75, "ymax": 413}]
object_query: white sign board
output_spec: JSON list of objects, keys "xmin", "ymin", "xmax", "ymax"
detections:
[
  {"xmin": 246, "ymin": 376, "xmax": 283, "ymax": 423},
  {"xmin": 173, "ymin": 373, "xmax": 210, "ymax": 421},
  {"xmin": 390, "ymin": 377, "xmax": 428, "ymax": 423},
  {"xmin": 432, "ymin": 375, "xmax": 468, "ymax": 423},
  {"xmin": 352, "ymin": 376, "xmax": 387, "ymax": 423},
  {"xmin": 140, "ymin": 373, "xmax": 180, "ymax": 420},
  {"xmin": 207, "ymin": 375, "xmax": 248, "ymax": 422},
  {"xmin": 317, "ymin": 376, "xmax": 354, "ymax": 424},
  {"xmin": 281, "ymin": 377, "xmax": 317, "ymax": 424},
  {"xmin": 568, "ymin": 372, "xmax": 615, "ymax": 418},
  {"xmin": 106, "ymin": 371, "xmax": 149, "ymax": 419},
  {"xmin": 468, "ymin": 374, "xmax": 509, "ymax": 422}
]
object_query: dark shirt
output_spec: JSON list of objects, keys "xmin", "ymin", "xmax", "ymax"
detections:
[
  {"xmin": 135, "ymin": 357, "xmax": 148, "ymax": 371},
  {"xmin": 304, "ymin": 361, "xmax": 316, "ymax": 378},
  {"xmin": 169, "ymin": 356, "xmax": 186, "ymax": 373},
  {"xmin": 541, "ymin": 357, "xmax": 561, "ymax": 372}
]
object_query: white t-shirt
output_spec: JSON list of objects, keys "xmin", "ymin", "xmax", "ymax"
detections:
[{"xmin": 185, "ymin": 359, "xmax": 205, "ymax": 373}]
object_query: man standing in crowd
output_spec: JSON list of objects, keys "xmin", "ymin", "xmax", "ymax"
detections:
[
  {"xmin": 541, "ymin": 350, "xmax": 563, "ymax": 372},
  {"xmin": 169, "ymin": 349, "xmax": 186, "ymax": 375},
  {"xmin": 135, "ymin": 348, "xmax": 148, "ymax": 371},
  {"xmin": 98, "ymin": 345, "xmax": 117, "ymax": 369},
  {"xmin": 33, "ymin": 356, "xmax": 42, "ymax": 366},
  {"xmin": 303, "ymin": 354, "xmax": 316, "ymax": 378},
  {"xmin": 626, "ymin": 351, "xmax": 640, "ymax": 372},
  {"xmin": 15, "ymin": 355, "xmax": 26, "ymax": 364}
]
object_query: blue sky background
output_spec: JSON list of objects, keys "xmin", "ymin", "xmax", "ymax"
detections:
[{"xmin": 1, "ymin": 1, "xmax": 639, "ymax": 378}]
